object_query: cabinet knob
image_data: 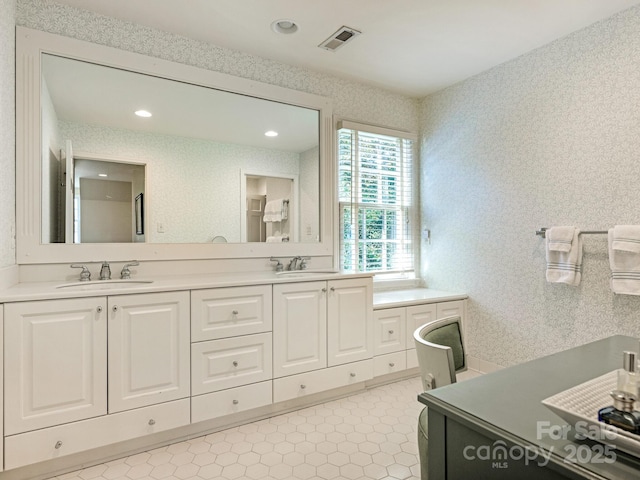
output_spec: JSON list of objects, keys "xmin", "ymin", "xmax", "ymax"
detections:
[
  {"xmin": 232, "ymin": 399, "xmax": 239, "ymax": 405},
  {"xmin": 54, "ymin": 441, "xmax": 63, "ymax": 449},
  {"xmin": 321, "ymin": 288, "xmax": 327, "ymax": 293},
  {"xmin": 96, "ymin": 306, "xmax": 103, "ymax": 313},
  {"xmin": 389, "ymin": 362, "xmax": 395, "ymax": 367},
  {"xmin": 232, "ymin": 310, "xmax": 238, "ymax": 315},
  {"xmin": 350, "ymin": 372, "xmax": 356, "ymax": 377},
  {"xmin": 112, "ymin": 305, "xmax": 119, "ymax": 313},
  {"xmin": 388, "ymin": 329, "xmax": 394, "ymax": 334},
  {"xmin": 330, "ymin": 287, "xmax": 335, "ymax": 292},
  {"xmin": 148, "ymin": 419, "xmax": 156, "ymax": 426},
  {"xmin": 300, "ymin": 384, "xmax": 306, "ymax": 389},
  {"xmin": 232, "ymin": 361, "xmax": 238, "ymax": 367}
]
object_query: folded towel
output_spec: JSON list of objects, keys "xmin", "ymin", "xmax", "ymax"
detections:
[
  {"xmin": 612, "ymin": 225, "xmax": 640, "ymax": 253},
  {"xmin": 546, "ymin": 226, "xmax": 575, "ymax": 252},
  {"xmin": 263, "ymin": 199, "xmax": 284, "ymax": 222},
  {"xmin": 266, "ymin": 236, "xmax": 283, "ymax": 243},
  {"xmin": 546, "ymin": 227, "xmax": 583, "ymax": 286},
  {"xmin": 609, "ymin": 228, "xmax": 640, "ymax": 295}
]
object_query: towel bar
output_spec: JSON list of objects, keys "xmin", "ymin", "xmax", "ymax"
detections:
[{"xmin": 536, "ymin": 228, "xmax": 608, "ymax": 238}]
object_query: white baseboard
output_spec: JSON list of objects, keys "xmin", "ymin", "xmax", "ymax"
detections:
[{"xmin": 467, "ymin": 355, "xmax": 504, "ymax": 374}]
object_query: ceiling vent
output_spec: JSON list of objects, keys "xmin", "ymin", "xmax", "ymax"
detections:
[{"xmin": 318, "ymin": 26, "xmax": 361, "ymax": 52}]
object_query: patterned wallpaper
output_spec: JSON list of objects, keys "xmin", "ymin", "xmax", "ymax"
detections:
[
  {"xmin": 0, "ymin": 0, "xmax": 15, "ymax": 268},
  {"xmin": 421, "ymin": 5, "xmax": 640, "ymax": 367}
]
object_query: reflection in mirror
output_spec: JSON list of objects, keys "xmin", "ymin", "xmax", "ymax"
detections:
[
  {"xmin": 40, "ymin": 53, "xmax": 320, "ymax": 245},
  {"xmin": 245, "ymin": 174, "xmax": 296, "ymax": 243}
]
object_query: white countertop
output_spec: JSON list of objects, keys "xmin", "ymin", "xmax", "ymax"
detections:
[
  {"xmin": 0, "ymin": 270, "xmax": 373, "ymax": 303},
  {"xmin": 373, "ymin": 288, "xmax": 468, "ymax": 308}
]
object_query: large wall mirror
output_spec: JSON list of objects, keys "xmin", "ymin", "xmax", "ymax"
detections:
[{"xmin": 17, "ymin": 27, "xmax": 334, "ymax": 264}]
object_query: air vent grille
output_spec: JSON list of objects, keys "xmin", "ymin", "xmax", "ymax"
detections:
[{"xmin": 318, "ymin": 26, "xmax": 361, "ymax": 52}]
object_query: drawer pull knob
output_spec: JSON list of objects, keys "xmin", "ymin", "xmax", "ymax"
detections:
[
  {"xmin": 232, "ymin": 310, "xmax": 238, "ymax": 315},
  {"xmin": 233, "ymin": 399, "xmax": 239, "ymax": 405},
  {"xmin": 388, "ymin": 329, "xmax": 394, "ymax": 334},
  {"xmin": 54, "ymin": 441, "xmax": 63, "ymax": 449},
  {"xmin": 330, "ymin": 287, "xmax": 335, "ymax": 292},
  {"xmin": 233, "ymin": 361, "xmax": 238, "ymax": 367},
  {"xmin": 350, "ymin": 372, "xmax": 356, "ymax": 377},
  {"xmin": 148, "ymin": 419, "xmax": 156, "ymax": 426},
  {"xmin": 300, "ymin": 384, "xmax": 306, "ymax": 389},
  {"xmin": 321, "ymin": 288, "xmax": 327, "ymax": 293},
  {"xmin": 389, "ymin": 362, "xmax": 395, "ymax": 367},
  {"xmin": 96, "ymin": 306, "xmax": 103, "ymax": 313},
  {"xmin": 112, "ymin": 305, "xmax": 118, "ymax": 312}
]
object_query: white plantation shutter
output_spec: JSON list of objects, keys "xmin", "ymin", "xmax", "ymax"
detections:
[{"xmin": 337, "ymin": 121, "xmax": 416, "ymax": 276}]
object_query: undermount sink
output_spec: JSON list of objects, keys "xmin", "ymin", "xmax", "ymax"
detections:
[
  {"xmin": 275, "ymin": 269, "xmax": 339, "ymax": 276},
  {"xmin": 56, "ymin": 280, "xmax": 154, "ymax": 290}
]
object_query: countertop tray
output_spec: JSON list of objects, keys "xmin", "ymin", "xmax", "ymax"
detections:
[{"xmin": 542, "ymin": 370, "xmax": 640, "ymax": 457}]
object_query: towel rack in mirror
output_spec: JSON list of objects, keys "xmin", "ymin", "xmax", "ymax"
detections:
[{"xmin": 536, "ymin": 228, "xmax": 608, "ymax": 238}]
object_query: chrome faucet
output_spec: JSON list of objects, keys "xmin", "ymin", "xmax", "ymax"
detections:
[
  {"xmin": 287, "ymin": 256, "xmax": 302, "ymax": 271},
  {"xmin": 99, "ymin": 261, "xmax": 111, "ymax": 280},
  {"xmin": 71, "ymin": 264, "xmax": 91, "ymax": 282},
  {"xmin": 120, "ymin": 261, "xmax": 139, "ymax": 279}
]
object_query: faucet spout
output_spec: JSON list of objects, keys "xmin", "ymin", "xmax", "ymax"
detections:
[
  {"xmin": 99, "ymin": 261, "xmax": 111, "ymax": 280},
  {"xmin": 287, "ymin": 256, "xmax": 302, "ymax": 271}
]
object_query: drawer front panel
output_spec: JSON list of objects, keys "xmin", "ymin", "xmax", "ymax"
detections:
[
  {"xmin": 373, "ymin": 351, "xmax": 407, "ymax": 377},
  {"xmin": 373, "ymin": 308, "xmax": 406, "ymax": 355},
  {"xmin": 4, "ymin": 399, "xmax": 190, "ymax": 470},
  {"xmin": 406, "ymin": 304, "xmax": 437, "ymax": 348},
  {"xmin": 191, "ymin": 381, "xmax": 272, "ymax": 423},
  {"xmin": 191, "ymin": 333, "xmax": 272, "ymax": 395},
  {"xmin": 273, "ymin": 359, "xmax": 373, "ymax": 403},
  {"xmin": 192, "ymin": 286, "xmax": 272, "ymax": 341}
]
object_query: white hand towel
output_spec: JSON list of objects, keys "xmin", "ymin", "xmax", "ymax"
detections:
[
  {"xmin": 266, "ymin": 236, "xmax": 283, "ymax": 243},
  {"xmin": 612, "ymin": 225, "xmax": 640, "ymax": 253},
  {"xmin": 263, "ymin": 199, "xmax": 283, "ymax": 223},
  {"xmin": 546, "ymin": 226, "xmax": 575, "ymax": 252},
  {"xmin": 546, "ymin": 227, "xmax": 582, "ymax": 286},
  {"xmin": 609, "ymin": 228, "xmax": 640, "ymax": 295}
]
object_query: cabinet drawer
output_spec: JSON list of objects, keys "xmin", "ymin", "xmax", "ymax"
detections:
[
  {"xmin": 191, "ymin": 286, "xmax": 272, "ymax": 341},
  {"xmin": 373, "ymin": 308, "xmax": 406, "ymax": 355},
  {"xmin": 191, "ymin": 333, "xmax": 272, "ymax": 395},
  {"xmin": 373, "ymin": 351, "xmax": 407, "ymax": 377},
  {"xmin": 406, "ymin": 348, "xmax": 419, "ymax": 369},
  {"xmin": 406, "ymin": 303, "xmax": 437, "ymax": 347},
  {"xmin": 273, "ymin": 359, "xmax": 372, "ymax": 403},
  {"xmin": 4, "ymin": 398, "xmax": 190, "ymax": 470},
  {"xmin": 191, "ymin": 381, "xmax": 272, "ymax": 423}
]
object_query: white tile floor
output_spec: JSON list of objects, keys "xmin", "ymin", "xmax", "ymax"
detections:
[{"xmin": 49, "ymin": 373, "xmax": 477, "ymax": 480}]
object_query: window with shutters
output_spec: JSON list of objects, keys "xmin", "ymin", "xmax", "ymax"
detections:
[{"xmin": 337, "ymin": 121, "xmax": 416, "ymax": 278}]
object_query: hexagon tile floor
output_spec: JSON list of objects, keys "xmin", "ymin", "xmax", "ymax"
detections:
[{"xmin": 48, "ymin": 373, "xmax": 477, "ymax": 480}]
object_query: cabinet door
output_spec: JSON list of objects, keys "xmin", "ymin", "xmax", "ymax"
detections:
[
  {"xmin": 373, "ymin": 307, "xmax": 406, "ymax": 355},
  {"xmin": 273, "ymin": 281, "xmax": 327, "ymax": 378},
  {"xmin": 327, "ymin": 277, "xmax": 373, "ymax": 367},
  {"xmin": 436, "ymin": 300, "xmax": 465, "ymax": 321},
  {"xmin": 108, "ymin": 291, "xmax": 190, "ymax": 413},
  {"xmin": 4, "ymin": 297, "xmax": 107, "ymax": 435},
  {"xmin": 406, "ymin": 303, "xmax": 437, "ymax": 349}
]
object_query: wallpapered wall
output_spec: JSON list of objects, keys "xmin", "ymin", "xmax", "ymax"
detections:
[
  {"xmin": 0, "ymin": 0, "xmax": 15, "ymax": 268},
  {"xmin": 421, "ymin": 5, "xmax": 640, "ymax": 367}
]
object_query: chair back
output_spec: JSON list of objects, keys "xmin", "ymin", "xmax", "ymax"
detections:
[{"xmin": 413, "ymin": 315, "xmax": 466, "ymax": 392}]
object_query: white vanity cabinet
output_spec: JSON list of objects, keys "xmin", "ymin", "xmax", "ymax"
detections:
[
  {"xmin": 4, "ymin": 297, "xmax": 108, "ymax": 435},
  {"xmin": 3, "ymin": 292, "xmax": 191, "ymax": 469},
  {"xmin": 108, "ymin": 291, "xmax": 191, "ymax": 413},
  {"xmin": 373, "ymin": 299, "xmax": 466, "ymax": 376}
]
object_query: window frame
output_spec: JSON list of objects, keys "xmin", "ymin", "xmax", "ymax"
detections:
[{"xmin": 336, "ymin": 120, "xmax": 419, "ymax": 282}]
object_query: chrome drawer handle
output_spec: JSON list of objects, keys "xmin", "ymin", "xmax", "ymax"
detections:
[
  {"xmin": 388, "ymin": 329, "xmax": 394, "ymax": 334},
  {"xmin": 96, "ymin": 306, "xmax": 103, "ymax": 313},
  {"xmin": 54, "ymin": 441, "xmax": 63, "ymax": 449},
  {"xmin": 112, "ymin": 305, "xmax": 118, "ymax": 312},
  {"xmin": 233, "ymin": 399, "xmax": 239, "ymax": 405},
  {"xmin": 148, "ymin": 419, "xmax": 156, "ymax": 426},
  {"xmin": 350, "ymin": 372, "xmax": 356, "ymax": 377},
  {"xmin": 330, "ymin": 287, "xmax": 335, "ymax": 292},
  {"xmin": 232, "ymin": 310, "xmax": 238, "ymax": 315},
  {"xmin": 300, "ymin": 384, "xmax": 306, "ymax": 389},
  {"xmin": 233, "ymin": 361, "xmax": 238, "ymax": 367},
  {"xmin": 389, "ymin": 362, "xmax": 395, "ymax": 367},
  {"xmin": 321, "ymin": 288, "xmax": 327, "ymax": 293}
]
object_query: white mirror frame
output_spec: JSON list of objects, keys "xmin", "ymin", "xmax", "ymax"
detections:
[{"xmin": 16, "ymin": 27, "xmax": 334, "ymax": 264}]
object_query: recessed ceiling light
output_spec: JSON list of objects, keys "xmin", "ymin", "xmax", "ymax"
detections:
[
  {"xmin": 135, "ymin": 109, "xmax": 152, "ymax": 118},
  {"xmin": 265, "ymin": 130, "xmax": 279, "ymax": 137},
  {"xmin": 98, "ymin": 173, "xmax": 108, "ymax": 177},
  {"xmin": 271, "ymin": 19, "xmax": 298, "ymax": 35}
]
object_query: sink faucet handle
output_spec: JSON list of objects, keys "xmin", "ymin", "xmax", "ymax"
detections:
[
  {"xmin": 70, "ymin": 264, "xmax": 92, "ymax": 282},
  {"xmin": 299, "ymin": 257, "xmax": 311, "ymax": 270},
  {"xmin": 99, "ymin": 261, "xmax": 111, "ymax": 280},
  {"xmin": 270, "ymin": 257, "xmax": 284, "ymax": 272},
  {"xmin": 121, "ymin": 261, "xmax": 140, "ymax": 280}
]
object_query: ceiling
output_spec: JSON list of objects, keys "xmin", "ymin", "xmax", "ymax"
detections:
[{"xmin": 52, "ymin": 0, "xmax": 640, "ymax": 97}]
